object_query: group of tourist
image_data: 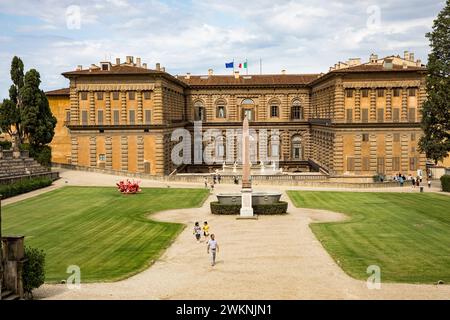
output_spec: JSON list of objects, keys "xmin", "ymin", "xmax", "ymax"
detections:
[
  {"xmin": 393, "ymin": 171, "xmax": 432, "ymax": 189},
  {"xmin": 204, "ymin": 173, "xmax": 223, "ymax": 191},
  {"xmin": 193, "ymin": 221, "xmax": 219, "ymax": 266}
]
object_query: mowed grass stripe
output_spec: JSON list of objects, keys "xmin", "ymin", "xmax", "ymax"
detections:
[
  {"xmin": 287, "ymin": 191, "xmax": 450, "ymax": 284},
  {"xmin": 3, "ymin": 186, "xmax": 209, "ymax": 282}
]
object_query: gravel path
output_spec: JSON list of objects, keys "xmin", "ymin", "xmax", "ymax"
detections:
[{"xmin": 4, "ymin": 169, "xmax": 449, "ymax": 299}]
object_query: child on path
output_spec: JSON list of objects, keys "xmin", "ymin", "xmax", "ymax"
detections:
[
  {"xmin": 202, "ymin": 221, "xmax": 210, "ymax": 240},
  {"xmin": 193, "ymin": 222, "xmax": 202, "ymax": 243}
]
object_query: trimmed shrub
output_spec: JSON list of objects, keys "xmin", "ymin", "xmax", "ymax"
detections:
[
  {"xmin": 23, "ymin": 246, "xmax": 46, "ymax": 299},
  {"xmin": 0, "ymin": 177, "xmax": 52, "ymax": 199},
  {"xmin": 20, "ymin": 144, "xmax": 52, "ymax": 167},
  {"xmin": 210, "ymin": 201, "xmax": 288, "ymax": 215},
  {"xmin": 441, "ymin": 175, "xmax": 450, "ymax": 192},
  {"xmin": 0, "ymin": 140, "xmax": 12, "ymax": 150}
]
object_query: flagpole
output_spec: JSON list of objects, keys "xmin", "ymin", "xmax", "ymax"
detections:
[
  {"xmin": 233, "ymin": 58, "xmax": 235, "ymax": 75},
  {"xmin": 246, "ymin": 58, "xmax": 248, "ymax": 75},
  {"xmin": 260, "ymin": 58, "xmax": 262, "ymax": 75}
]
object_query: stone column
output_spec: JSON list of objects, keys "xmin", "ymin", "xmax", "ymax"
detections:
[
  {"xmin": 401, "ymin": 134, "xmax": 409, "ymax": 172},
  {"xmin": 386, "ymin": 88, "xmax": 392, "ymax": 121},
  {"xmin": 137, "ymin": 90, "xmax": 143, "ymax": 124},
  {"xmin": 369, "ymin": 134, "xmax": 377, "ymax": 172},
  {"xmin": 354, "ymin": 88, "xmax": 361, "ymax": 122},
  {"xmin": 334, "ymin": 80, "xmax": 345, "ymax": 122},
  {"xmin": 401, "ymin": 87, "xmax": 408, "ymax": 122},
  {"xmin": 354, "ymin": 134, "xmax": 362, "ymax": 173},
  {"xmin": 120, "ymin": 136, "xmax": 128, "ymax": 171},
  {"xmin": 153, "ymin": 84, "xmax": 163, "ymax": 125},
  {"xmin": 70, "ymin": 87, "xmax": 79, "ymax": 124},
  {"xmin": 121, "ymin": 91, "xmax": 127, "ymax": 124},
  {"xmin": 333, "ymin": 134, "xmax": 344, "ymax": 174},
  {"xmin": 154, "ymin": 134, "xmax": 165, "ymax": 175},
  {"xmin": 385, "ymin": 134, "xmax": 393, "ymax": 173},
  {"xmin": 137, "ymin": 136, "xmax": 144, "ymax": 172},
  {"xmin": 370, "ymin": 89, "xmax": 376, "ymax": 121},
  {"xmin": 105, "ymin": 136, "xmax": 112, "ymax": 169},
  {"xmin": 89, "ymin": 136, "xmax": 96, "ymax": 167},
  {"xmin": 105, "ymin": 91, "xmax": 111, "ymax": 125},
  {"xmin": 418, "ymin": 81, "xmax": 426, "ymax": 123},
  {"xmin": 89, "ymin": 91, "xmax": 95, "ymax": 125},
  {"xmin": 71, "ymin": 137, "xmax": 78, "ymax": 165}
]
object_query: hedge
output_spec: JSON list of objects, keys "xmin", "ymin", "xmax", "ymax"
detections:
[
  {"xmin": 210, "ymin": 201, "xmax": 288, "ymax": 215},
  {"xmin": 0, "ymin": 177, "xmax": 53, "ymax": 199},
  {"xmin": 441, "ymin": 175, "xmax": 450, "ymax": 192},
  {"xmin": 0, "ymin": 140, "xmax": 12, "ymax": 150},
  {"xmin": 23, "ymin": 246, "xmax": 46, "ymax": 299}
]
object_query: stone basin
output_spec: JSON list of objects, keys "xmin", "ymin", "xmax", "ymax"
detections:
[{"xmin": 216, "ymin": 192, "xmax": 282, "ymax": 205}]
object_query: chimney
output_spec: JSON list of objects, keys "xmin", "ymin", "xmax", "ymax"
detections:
[
  {"xmin": 281, "ymin": 69, "xmax": 286, "ymax": 75},
  {"xmin": 161, "ymin": 67, "xmax": 166, "ymax": 72},
  {"xmin": 409, "ymin": 52, "xmax": 414, "ymax": 62},
  {"xmin": 416, "ymin": 59, "xmax": 422, "ymax": 67},
  {"xmin": 126, "ymin": 56, "xmax": 133, "ymax": 64},
  {"xmin": 142, "ymin": 63, "xmax": 147, "ymax": 69},
  {"xmin": 208, "ymin": 68, "xmax": 213, "ymax": 76},
  {"xmin": 404, "ymin": 50, "xmax": 410, "ymax": 61},
  {"xmin": 76, "ymin": 65, "xmax": 82, "ymax": 71},
  {"xmin": 185, "ymin": 72, "xmax": 191, "ymax": 79},
  {"xmin": 234, "ymin": 71, "xmax": 240, "ymax": 79},
  {"xmin": 136, "ymin": 57, "xmax": 141, "ymax": 67},
  {"xmin": 155, "ymin": 63, "xmax": 161, "ymax": 71},
  {"xmin": 403, "ymin": 62, "xmax": 408, "ymax": 69},
  {"xmin": 89, "ymin": 64, "xmax": 96, "ymax": 72},
  {"xmin": 115, "ymin": 58, "xmax": 120, "ymax": 65}
]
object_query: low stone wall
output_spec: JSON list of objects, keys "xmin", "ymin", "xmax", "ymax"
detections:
[
  {"xmin": 0, "ymin": 172, "xmax": 60, "ymax": 185},
  {"xmin": 51, "ymin": 163, "xmax": 400, "ymax": 188}
]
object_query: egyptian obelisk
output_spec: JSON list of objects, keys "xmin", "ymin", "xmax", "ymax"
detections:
[{"xmin": 240, "ymin": 116, "xmax": 254, "ymax": 217}]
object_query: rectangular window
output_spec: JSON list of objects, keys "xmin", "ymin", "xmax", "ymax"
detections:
[
  {"xmin": 65, "ymin": 109, "xmax": 71, "ymax": 122},
  {"xmin": 347, "ymin": 157, "xmax": 355, "ymax": 172},
  {"xmin": 144, "ymin": 162, "xmax": 151, "ymax": 174},
  {"xmin": 81, "ymin": 110, "xmax": 88, "ymax": 125},
  {"xmin": 128, "ymin": 91, "xmax": 135, "ymax": 100},
  {"xmin": 113, "ymin": 110, "xmax": 120, "ymax": 125},
  {"xmin": 377, "ymin": 89, "xmax": 384, "ymax": 97},
  {"xmin": 362, "ymin": 89, "xmax": 369, "ymax": 98},
  {"xmin": 112, "ymin": 91, "xmax": 119, "ymax": 100},
  {"xmin": 408, "ymin": 88, "xmax": 416, "ymax": 97},
  {"xmin": 392, "ymin": 157, "xmax": 400, "ymax": 171},
  {"xmin": 408, "ymin": 108, "xmax": 416, "ymax": 122},
  {"xmin": 145, "ymin": 110, "xmax": 151, "ymax": 124},
  {"xmin": 393, "ymin": 108, "xmax": 400, "ymax": 122},
  {"xmin": 80, "ymin": 92, "xmax": 88, "ymax": 100},
  {"xmin": 410, "ymin": 157, "xmax": 418, "ymax": 171},
  {"xmin": 271, "ymin": 105, "xmax": 279, "ymax": 117},
  {"xmin": 346, "ymin": 89, "xmax": 354, "ymax": 98},
  {"xmin": 346, "ymin": 109, "xmax": 353, "ymax": 123},
  {"xmin": 98, "ymin": 154, "xmax": 106, "ymax": 161},
  {"xmin": 377, "ymin": 108, "xmax": 384, "ymax": 123},
  {"xmin": 362, "ymin": 157, "xmax": 370, "ymax": 171},
  {"xmin": 393, "ymin": 88, "xmax": 401, "ymax": 97},
  {"xmin": 144, "ymin": 91, "xmax": 151, "ymax": 100},
  {"xmin": 96, "ymin": 92, "xmax": 103, "ymax": 100},
  {"xmin": 97, "ymin": 110, "xmax": 104, "ymax": 125},
  {"xmin": 362, "ymin": 133, "xmax": 369, "ymax": 142},
  {"xmin": 361, "ymin": 108, "xmax": 369, "ymax": 123},
  {"xmin": 129, "ymin": 110, "xmax": 136, "ymax": 124},
  {"xmin": 411, "ymin": 133, "xmax": 416, "ymax": 141},
  {"xmin": 377, "ymin": 157, "xmax": 385, "ymax": 174},
  {"xmin": 393, "ymin": 133, "xmax": 400, "ymax": 142}
]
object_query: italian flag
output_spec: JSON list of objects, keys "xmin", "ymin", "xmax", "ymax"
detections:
[{"xmin": 239, "ymin": 62, "xmax": 248, "ymax": 69}]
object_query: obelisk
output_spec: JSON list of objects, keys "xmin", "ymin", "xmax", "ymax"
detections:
[{"xmin": 240, "ymin": 116, "xmax": 254, "ymax": 217}]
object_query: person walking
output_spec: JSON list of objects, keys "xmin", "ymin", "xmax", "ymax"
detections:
[
  {"xmin": 202, "ymin": 221, "xmax": 210, "ymax": 240},
  {"xmin": 207, "ymin": 234, "xmax": 219, "ymax": 266},
  {"xmin": 193, "ymin": 222, "xmax": 202, "ymax": 243},
  {"xmin": 428, "ymin": 179, "xmax": 431, "ymax": 188},
  {"xmin": 411, "ymin": 177, "xmax": 416, "ymax": 188},
  {"xmin": 218, "ymin": 174, "xmax": 221, "ymax": 184},
  {"xmin": 204, "ymin": 177, "xmax": 208, "ymax": 189}
]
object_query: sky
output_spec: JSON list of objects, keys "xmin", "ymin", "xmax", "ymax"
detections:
[{"xmin": 0, "ymin": 0, "xmax": 446, "ymax": 99}]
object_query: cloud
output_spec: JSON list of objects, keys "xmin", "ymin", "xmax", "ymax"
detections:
[{"xmin": 0, "ymin": 0, "xmax": 445, "ymax": 98}]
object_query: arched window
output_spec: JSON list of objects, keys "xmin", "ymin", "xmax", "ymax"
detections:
[
  {"xmin": 292, "ymin": 135, "xmax": 303, "ymax": 160},
  {"xmin": 215, "ymin": 99, "xmax": 227, "ymax": 119},
  {"xmin": 241, "ymin": 98, "xmax": 254, "ymax": 121},
  {"xmin": 194, "ymin": 101, "xmax": 205, "ymax": 121},
  {"xmin": 291, "ymin": 99, "xmax": 303, "ymax": 120}
]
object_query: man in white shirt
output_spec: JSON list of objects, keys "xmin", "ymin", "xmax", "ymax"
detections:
[{"xmin": 207, "ymin": 234, "xmax": 219, "ymax": 266}]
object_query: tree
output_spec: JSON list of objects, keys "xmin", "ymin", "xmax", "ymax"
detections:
[
  {"xmin": 419, "ymin": 0, "xmax": 450, "ymax": 164},
  {"xmin": 0, "ymin": 56, "xmax": 56, "ymax": 147}
]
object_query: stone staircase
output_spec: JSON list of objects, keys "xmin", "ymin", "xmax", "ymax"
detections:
[
  {"xmin": 0, "ymin": 158, "xmax": 50, "ymax": 178},
  {"xmin": 1, "ymin": 289, "xmax": 20, "ymax": 300}
]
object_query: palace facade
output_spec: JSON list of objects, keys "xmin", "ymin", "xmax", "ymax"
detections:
[{"xmin": 46, "ymin": 52, "xmax": 429, "ymax": 178}]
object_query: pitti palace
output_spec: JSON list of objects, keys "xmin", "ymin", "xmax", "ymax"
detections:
[{"xmin": 45, "ymin": 52, "xmax": 442, "ymax": 179}]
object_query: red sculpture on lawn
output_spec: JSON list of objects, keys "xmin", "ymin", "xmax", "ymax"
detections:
[{"xmin": 116, "ymin": 179, "xmax": 141, "ymax": 194}]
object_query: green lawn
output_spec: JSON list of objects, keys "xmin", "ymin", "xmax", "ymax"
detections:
[
  {"xmin": 287, "ymin": 191, "xmax": 450, "ymax": 284},
  {"xmin": 2, "ymin": 186, "xmax": 209, "ymax": 283}
]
